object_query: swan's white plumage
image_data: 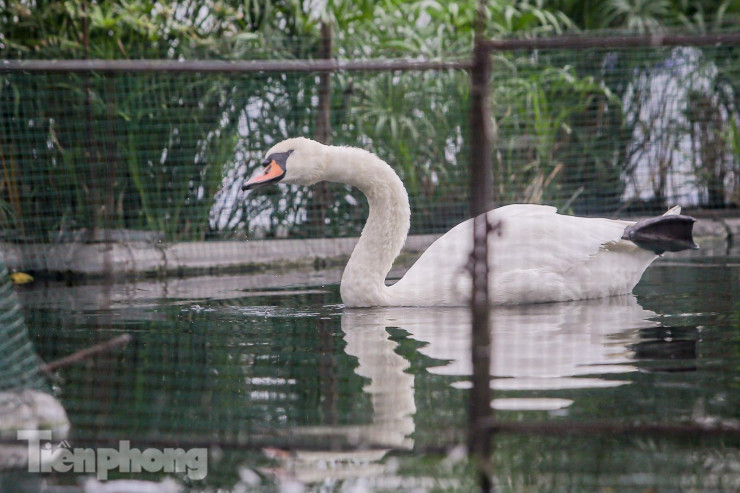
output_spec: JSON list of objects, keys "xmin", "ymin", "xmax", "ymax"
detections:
[
  {"xmin": 252, "ymin": 138, "xmax": 669, "ymax": 307},
  {"xmin": 390, "ymin": 204, "xmax": 657, "ymax": 306}
]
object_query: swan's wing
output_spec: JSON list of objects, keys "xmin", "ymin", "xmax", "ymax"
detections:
[
  {"xmin": 491, "ymin": 203, "xmax": 558, "ymax": 217},
  {"xmin": 487, "ymin": 205, "xmax": 633, "ymax": 274},
  {"xmin": 389, "ymin": 204, "xmax": 638, "ymax": 306},
  {"xmin": 487, "ymin": 206, "xmax": 648, "ymax": 303}
]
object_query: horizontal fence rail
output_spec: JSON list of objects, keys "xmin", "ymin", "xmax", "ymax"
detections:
[
  {"xmin": 2, "ymin": 418, "xmax": 738, "ymax": 451},
  {"xmin": 0, "ymin": 58, "xmax": 472, "ymax": 73},
  {"xmin": 484, "ymin": 419, "xmax": 740, "ymax": 438},
  {"xmin": 5, "ymin": 31, "xmax": 740, "ymax": 74},
  {"xmin": 484, "ymin": 31, "xmax": 740, "ymax": 51}
]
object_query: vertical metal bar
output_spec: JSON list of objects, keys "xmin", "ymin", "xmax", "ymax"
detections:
[
  {"xmin": 82, "ymin": 0, "xmax": 101, "ymax": 243},
  {"xmin": 316, "ymin": 22, "xmax": 333, "ymax": 143},
  {"xmin": 315, "ymin": 25, "xmax": 337, "ymax": 444},
  {"xmin": 308, "ymin": 21, "xmax": 333, "ymax": 235},
  {"xmin": 468, "ymin": 32, "xmax": 494, "ymax": 490}
]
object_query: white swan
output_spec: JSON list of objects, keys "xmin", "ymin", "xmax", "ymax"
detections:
[{"xmin": 243, "ymin": 137, "xmax": 697, "ymax": 307}]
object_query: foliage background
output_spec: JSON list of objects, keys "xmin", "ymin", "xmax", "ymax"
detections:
[{"xmin": 1, "ymin": 0, "xmax": 740, "ymax": 241}]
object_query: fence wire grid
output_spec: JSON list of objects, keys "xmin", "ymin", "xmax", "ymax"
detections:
[
  {"xmin": 2, "ymin": 37, "xmax": 739, "ymax": 248},
  {"xmin": 0, "ymin": 28, "xmax": 739, "ymax": 493}
]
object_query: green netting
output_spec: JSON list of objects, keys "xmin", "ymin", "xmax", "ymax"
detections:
[
  {"xmin": 1, "ymin": 17, "xmax": 740, "ymax": 490},
  {"xmin": 0, "ymin": 68, "xmax": 471, "ymax": 244},
  {"xmin": 491, "ymin": 42, "xmax": 740, "ymax": 215},
  {"xmin": 0, "ymin": 252, "xmax": 46, "ymax": 392},
  {"xmin": 1, "ymin": 42, "xmax": 739, "ymax": 254}
]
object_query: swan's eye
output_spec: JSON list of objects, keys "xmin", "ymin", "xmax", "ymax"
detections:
[{"xmin": 262, "ymin": 150, "xmax": 293, "ymax": 169}]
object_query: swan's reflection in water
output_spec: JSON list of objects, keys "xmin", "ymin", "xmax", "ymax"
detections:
[
  {"xmin": 278, "ymin": 309, "xmax": 417, "ymax": 485},
  {"xmin": 401, "ymin": 294, "xmax": 657, "ymax": 409},
  {"xmin": 279, "ymin": 295, "xmax": 658, "ymax": 485}
]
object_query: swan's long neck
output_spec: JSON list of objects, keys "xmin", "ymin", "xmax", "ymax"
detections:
[{"xmin": 323, "ymin": 146, "xmax": 410, "ymax": 306}]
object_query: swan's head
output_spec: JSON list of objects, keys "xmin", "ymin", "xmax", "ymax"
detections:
[{"xmin": 242, "ymin": 137, "xmax": 327, "ymax": 190}]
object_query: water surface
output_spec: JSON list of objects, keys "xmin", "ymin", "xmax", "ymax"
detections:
[{"xmin": 5, "ymin": 247, "xmax": 740, "ymax": 491}]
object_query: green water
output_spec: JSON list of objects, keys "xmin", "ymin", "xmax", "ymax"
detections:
[{"xmin": 4, "ymin": 249, "xmax": 740, "ymax": 491}]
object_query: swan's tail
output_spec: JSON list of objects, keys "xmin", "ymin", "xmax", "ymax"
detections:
[{"xmin": 622, "ymin": 207, "xmax": 698, "ymax": 254}]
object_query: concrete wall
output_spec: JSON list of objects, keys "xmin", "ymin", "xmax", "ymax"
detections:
[
  {"xmin": 1, "ymin": 217, "xmax": 737, "ymax": 280},
  {"xmin": 0, "ymin": 235, "xmax": 439, "ymax": 279}
]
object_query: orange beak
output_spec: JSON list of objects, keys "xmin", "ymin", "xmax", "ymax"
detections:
[{"xmin": 242, "ymin": 160, "xmax": 286, "ymax": 190}]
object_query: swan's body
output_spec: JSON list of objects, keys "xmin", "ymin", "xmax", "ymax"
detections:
[
  {"xmin": 389, "ymin": 204, "xmax": 654, "ymax": 306},
  {"xmin": 244, "ymin": 137, "xmax": 696, "ymax": 307}
]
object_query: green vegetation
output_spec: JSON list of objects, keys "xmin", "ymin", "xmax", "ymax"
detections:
[{"xmin": 1, "ymin": 1, "xmax": 739, "ymax": 241}]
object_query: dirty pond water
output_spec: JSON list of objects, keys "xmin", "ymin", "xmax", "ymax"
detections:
[{"xmin": 3, "ymin": 243, "xmax": 740, "ymax": 492}]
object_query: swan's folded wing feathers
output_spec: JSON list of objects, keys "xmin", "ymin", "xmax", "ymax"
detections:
[
  {"xmin": 390, "ymin": 204, "xmax": 631, "ymax": 305},
  {"xmin": 488, "ymin": 207, "xmax": 629, "ymax": 274},
  {"xmin": 491, "ymin": 204, "xmax": 558, "ymax": 217}
]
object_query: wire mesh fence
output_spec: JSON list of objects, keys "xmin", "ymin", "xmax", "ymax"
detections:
[
  {"xmin": 0, "ymin": 252, "xmax": 47, "ymax": 394},
  {"xmin": 2, "ymin": 36, "xmax": 739, "ymax": 252},
  {"xmin": 1, "ymin": 26, "xmax": 740, "ymax": 492},
  {"xmin": 1, "ymin": 66, "xmax": 473, "ymax": 246},
  {"xmin": 489, "ymin": 36, "xmax": 740, "ymax": 215}
]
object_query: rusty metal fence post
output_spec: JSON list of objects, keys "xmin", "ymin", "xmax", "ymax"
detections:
[{"xmin": 468, "ymin": 33, "xmax": 494, "ymax": 491}]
